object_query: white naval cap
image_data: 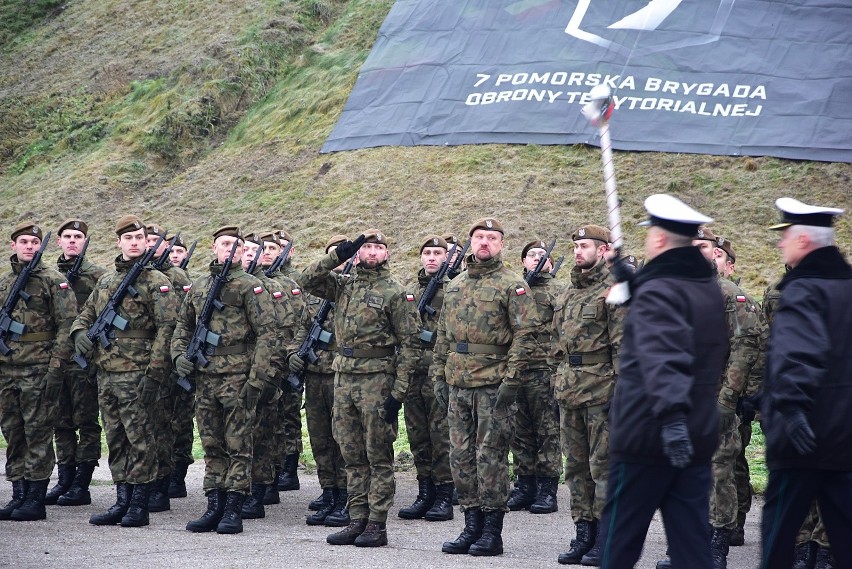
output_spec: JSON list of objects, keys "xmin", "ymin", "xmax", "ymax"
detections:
[
  {"xmin": 770, "ymin": 197, "xmax": 844, "ymax": 231},
  {"xmin": 638, "ymin": 194, "xmax": 713, "ymax": 237}
]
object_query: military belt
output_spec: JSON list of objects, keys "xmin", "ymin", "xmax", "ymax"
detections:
[
  {"xmin": 567, "ymin": 349, "xmax": 612, "ymax": 366},
  {"xmin": 338, "ymin": 346, "xmax": 395, "ymax": 358},
  {"xmin": 452, "ymin": 342, "xmax": 509, "ymax": 355},
  {"xmin": 111, "ymin": 329, "xmax": 156, "ymax": 340},
  {"xmin": 17, "ymin": 332, "xmax": 56, "ymax": 342},
  {"xmin": 204, "ymin": 343, "xmax": 255, "ymax": 356}
]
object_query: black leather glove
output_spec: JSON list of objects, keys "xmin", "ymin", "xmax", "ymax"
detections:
[
  {"xmin": 175, "ymin": 354, "xmax": 194, "ymax": 377},
  {"xmin": 334, "ymin": 234, "xmax": 366, "ymax": 262},
  {"xmin": 259, "ymin": 381, "xmax": 277, "ymax": 406},
  {"xmin": 383, "ymin": 395, "xmax": 402, "ymax": 425},
  {"xmin": 240, "ymin": 381, "xmax": 261, "ymax": 411},
  {"xmin": 609, "ymin": 254, "xmax": 636, "ymax": 284},
  {"xmin": 73, "ymin": 330, "xmax": 94, "ymax": 356},
  {"xmin": 661, "ymin": 420, "xmax": 694, "ymax": 468},
  {"xmin": 433, "ymin": 380, "xmax": 449, "ymax": 410},
  {"xmin": 43, "ymin": 368, "xmax": 64, "ymax": 402},
  {"xmin": 139, "ymin": 376, "xmax": 160, "ymax": 406},
  {"xmin": 494, "ymin": 382, "xmax": 519, "ymax": 419},
  {"xmin": 736, "ymin": 397, "xmax": 757, "ymax": 423},
  {"xmin": 288, "ymin": 353, "xmax": 306, "ymax": 374},
  {"xmin": 783, "ymin": 408, "xmax": 816, "ymax": 455}
]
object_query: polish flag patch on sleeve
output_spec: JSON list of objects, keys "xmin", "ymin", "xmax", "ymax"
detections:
[
  {"xmin": 59, "ymin": 282, "xmax": 69, "ymax": 290},
  {"xmin": 159, "ymin": 285, "xmax": 170, "ymax": 293},
  {"xmin": 182, "ymin": 284, "xmax": 192, "ymax": 293},
  {"xmin": 291, "ymin": 288, "xmax": 301, "ymax": 296},
  {"xmin": 272, "ymin": 291, "xmax": 283, "ymax": 299},
  {"xmin": 405, "ymin": 293, "xmax": 416, "ymax": 302},
  {"xmin": 253, "ymin": 286, "xmax": 264, "ymax": 295},
  {"xmin": 736, "ymin": 295, "xmax": 747, "ymax": 302},
  {"xmin": 515, "ymin": 287, "xmax": 527, "ymax": 296}
]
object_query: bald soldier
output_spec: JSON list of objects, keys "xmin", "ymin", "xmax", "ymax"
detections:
[
  {"xmin": 0, "ymin": 222, "xmax": 77, "ymax": 522},
  {"xmin": 297, "ymin": 229, "xmax": 420, "ymax": 547},
  {"xmin": 431, "ymin": 218, "xmax": 536, "ymax": 557}
]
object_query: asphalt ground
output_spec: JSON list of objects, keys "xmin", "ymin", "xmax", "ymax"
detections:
[{"xmin": 0, "ymin": 461, "xmax": 763, "ymax": 569}]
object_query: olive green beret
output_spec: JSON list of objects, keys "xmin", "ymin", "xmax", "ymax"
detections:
[
  {"xmin": 363, "ymin": 228, "xmax": 388, "ymax": 246},
  {"xmin": 695, "ymin": 226, "xmax": 724, "ymax": 246},
  {"xmin": 720, "ymin": 238, "xmax": 736, "ymax": 262},
  {"xmin": 420, "ymin": 234, "xmax": 448, "ymax": 253},
  {"xmin": 469, "ymin": 218, "xmax": 504, "ymax": 236},
  {"xmin": 11, "ymin": 222, "xmax": 43, "ymax": 241},
  {"xmin": 521, "ymin": 239, "xmax": 552, "ymax": 261},
  {"xmin": 571, "ymin": 225, "xmax": 610, "ymax": 243},
  {"xmin": 145, "ymin": 223, "xmax": 166, "ymax": 238},
  {"xmin": 115, "ymin": 215, "xmax": 145, "ymax": 236},
  {"xmin": 57, "ymin": 219, "xmax": 88, "ymax": 237},
  {"xmin": 167, "ymin": 233, "xmax": 186, "ymax": 249},
  {"xmin": 242, "ymin": 232, "xmax": 262, "ymax": 246},
  {"xmin": 442, "ymin": 234, "xmax": 459, "ymax": 245},
  {"xmin": 213, "ymin": 225, "xmax": 242, "ymax": 241},
  {"xmin": 277, "ymin": 229, "xmax": 293, "ymax": 245}
]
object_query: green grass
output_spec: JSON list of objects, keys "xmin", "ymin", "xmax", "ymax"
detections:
[{"xmin": 747, "ymin": 420, "xmax": 767, "ymax": 494}]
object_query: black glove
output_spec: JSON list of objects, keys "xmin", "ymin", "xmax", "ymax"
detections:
[
  {"xmin": 783, "ymin": 408, "xmax": 816, "ymax": 455},
  {"xmin": 661, "ymin": 420, "xmax": 694, "ymax": 468},
  {"xmin": 736, "ymin": 397, "xmax": 757, "ymax": 423},
  {"xmin": 139, "ymin": 376, "xmax": 160, "ymax": 406},
  {"xmin": 494, "ymin": 382, "xmax": 519, "ymax": 419},
  {"xmin": 433, "ymin": 380, "xmax": 449, "ymax": 410},
  {"xmin": 73, "ymin": 330, "xmax": 94, "ymax": 356},
  {"xmin": 175, "ymin": 354, "xmax": 194, "ymax": 377},
  {"xmin": 43, "ymin": 368, "xmax": 64, "ymax": 402},
  {"xmin": 240, "ymin": 381, "xmax": 261, "ymax": 411},
  {"xmin": 383, "ymin": 395, "xmax": 402, "ymax": 425},
  {"xmin": 609, "ymin": 254, "xmax": 636, "ymax": 284},
  {"xmin": 718, "ymin": 404, "xmax": 737, "ymax": 433},
  {"xmin": 288, "ymin": 353, "xmax": 306, "ymax": 374},
  {"xmin": 334, "ymin": 234, "xmax": 366, "ymax": 262}
]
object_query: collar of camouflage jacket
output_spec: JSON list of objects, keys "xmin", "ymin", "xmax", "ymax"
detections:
[
  {"xmin": 570, "ymin": 258, "xmax": 608, "ymax": 289},
  {"xmin": 417, "ymin": 267, "xmax": 449, "ymax": 287},
  {"xmin": 10, "ymin": 254, "xmax": 44, "ymax": 275},
  {"xmin": 208, "ymin": 260, "xmax": 246, "ymax": 280},
  {"xmin": 525, "ymin": 268, "xmax": 554, "ymax": 287},
  {"xmin": 465, "ymin": 252, "xmax": 503, "ymax": 278}
]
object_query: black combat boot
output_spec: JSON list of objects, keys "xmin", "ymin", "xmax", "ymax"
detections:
[
  {"xmin": 814, "ymin": 547, "xmax": 834, "ymax": 569},
  {"xmin": 262, "ymin": 483, "xmax": 279, "ymax": 505},
  {"xmin": 120, "ymin": 483, "xmax": 150, "ymax": 527},
  {"xmin": 147, "ymin": 476, "xmax": 170, "ymax": 512},
  {"xmin": 506, "ymin": 475, "xmax": 536, "ymax": 511},
  {"xmin": 241, "ymin": 483, "xmax": 266, "ymax": 519},
  {"xmin": 792, "ymin": 541, "xmax": 819, "ymax": 569},
  {"xmin": 442, "ymin": 507, "xmax": 484, "ymax": 554},
  {"xmin": 425, "ymin": 482, "xmax": 455, "ymax": 521},
  {"xmin": 11, "ymin": 479, "xmax": 49, "ymax": 521},
  {"xmin": 186, "ymin": 489, "xmax": 226, "ymax": 533},
  {"xmin": 398, "ymin": 477, "xmax": 435, "ymax": 519},
  {"xmin": 326, "ymin": 518, "xmax": 368, "ymax": 545},
  {"xmin": 354, "ymin": 520, "xmax": 388, "ymax": 547},
  {"xmin": 57, "ymin": 462, "xmax": 96, "ymax": 506},
  {"xmin": 468, "ymin": 510, "xmax": 505, "ymax": 556},
  {"xmin": 529, "ymin": 476, "xmax": 559, "ymax": 514},
  {"xmin": 581, "ymin": 522, "xmax": 605, "ymax": 566},
  {"xmin": 558, "ymin": 519, "xmax": 597, "ymax": 564},
  {"xmin": 309, "ymin": 487, "xmax": 334, "ymax": 512},
  {"xmin": 90, "ymin": 482, "xmax": 131, "ymax": 525},
  {"xmin": 324, "ymin": 488, "xmax": 351, "ymax": 527},
  {"xmin": 0, "ymin": 480, "xmax": 27, "ymax": 520},
  {"xmin": 168, "ymin": 462, "xmax": 189, "ymax": 499},
  {"xmin": 276, "ymin": 453, "xmax": 300, "ymax": 491},
  {"xmin": 216, "ymin": 491, "xmax": 245, "ymax": 534},
  {"xmin": 710, "ymin": 527, "xmax": 731, "ymax": 569},
  {"xmin": 44, "ymin": 463, "xmax": 76, "ymax": 505},
  {"xmin": 306, "ymin": 487, "xmax": 336, "ymax": 526}
]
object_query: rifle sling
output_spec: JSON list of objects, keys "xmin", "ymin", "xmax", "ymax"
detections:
[
  {"xmin": 451, "ymin": 342, "xmax": 509, "ymax": 355},
  {"xmin": 17, "ymin": 332, "xmax": 56, "ymax": 342},
  {"xmin": 204, "ymin": 343, "xmax": 254, "ymax": 356},
  {"xmin": 338, "ymin": 346, "xmax": 395, "ymax": 358},
  {"xmin": 111, "ymin": 329, "xmax": 156, "ymax": 340}
]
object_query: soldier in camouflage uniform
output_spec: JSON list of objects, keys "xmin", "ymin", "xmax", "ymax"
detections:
[
  {"xmin": 46, "ymin": 219, "xmax": 106, "ymax": 508},
  {"xmin": 552, "ymin": 225, "xmax": 626, "ymax": 566},
  {"xmin": 143, "ymin": 224, "xmax": 193, "ymax": 513},
  {"xmin": 682, "ymin": 227, "xmax": 766, "ymax": 569},
  {"xmin": 172, "ymin": 226, "xmax": 281, "ymax": 535},
  {"xmin": 238, "ymin": 232, "xmax": 303, "ymax": 518},
  {"xmin": 272, "ymin": 228, "xmax": 304, "ymax": 492},
  {"xmin": 296, "ymin": 229, "xmax": 420, "ymax": 547},
  {"xmin": 0, "ymin": 222, "xmax": 77, "ymax": 522},
  {"xmin": 431, "ymin": 218, "xmax": 536, "ymax": 557},
  {"xmin": 507, "ymin": 240, "xmax": 562, "ymax": 515},
  {"xmin": 71, "ymin": 215, "xmax": 178, "ymax": 528},
  {"xmin": 287, "ymin": 235, "xmax": 349, "ymax": 526},
  {"xmin": 398, "ymin": 235, "xmax": 454, "ymax": 522}
]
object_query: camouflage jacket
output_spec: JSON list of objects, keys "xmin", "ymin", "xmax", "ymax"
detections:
[
  {"xmin": 70, "ymin": 255, "xmax": 177, "ymax": 377},
  {"xmin": 161, "ymin": 264, "xmax": 193, "ymax": 303},
  {"xmin": 717, "ymin": 273, "xmax": 766, "ymax": 410},
  {"xmin": 298, "ymin": 252, "xmax": 420, "ymax": 401},
  {"xmin": 0, "ymin": 256, "xmax": 77, "ymax": 369},
  {"xmin": 293, "ymin": 292, "xmax": 338, "ymax": 375},
  {"xmin": 414, "ymin": 268, "xmax": 449, "ymax": 375},
  {"xmin": 429, "ymin": 253, "xmax": 536, "ymax": 389},
  {"xmin": 762, "ymin": 276, "xmax": 783, "ymax": 327},
  {"xmin": 280, "ymin": 262, "xmax": 300, "ymax": 282},
  {"xmin": 171, "ymin": 262, "xmax": 280, "ymax": 382},
  {"xmin": 56, "ymin": 255, "xmax": 107, "ymax": 309},
  {"xmin": 522, "ymin": 271, "xmax": 559, "ymax": 371},
  {"xmin": 551, "ymin": 261, "xmax": 625, "ymax": 407},
  {"xmin": 248, "ymin": 265, "xmax": 304, "ymax": 364}
]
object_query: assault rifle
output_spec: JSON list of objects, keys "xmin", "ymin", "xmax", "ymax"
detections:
[
  {"xmin": 285, "ymin": 255, "xmax": 356, "ymax": 391},
  {"xmin": 65, "ymin": 237, "xmax": 90, "ymax": 283},
  {"xmin": 245, "ymin": 250, "xmax": 261, "ymax": 276},
  {"xmin": 73, "ymin": 234, "xmax": 165, "ymax": 370},
  {"xmin": 178, "ymin": 241, "xmax": 196, "ymax": 271},
  {"xmin": 550, "ymin": 256, "xmax": 564, "ymax": 277},
  {"xmin": 418, "ymin": 240, "xmax": 460, "ymax": 317},
  {"xmin": 264, "ymin": 239, "xmax": 294, "ymax": 278},
  {"xmin": 151, "ymin": 233, "xmax": 179, "ymax": 271},
  {"xmin": 175, "ymin": 239, "xmax": 240, "ymax": 392},
  {"xmin": 0, "ymin": 232, "xmax": 52, "ymax": 356},
  {"xmin": 446, "ymin": 238, "xmax": 470, "ymax": 280},
  {"xmin": 524, "ymin": 238, "xmax": 556, "ymax": 284}
]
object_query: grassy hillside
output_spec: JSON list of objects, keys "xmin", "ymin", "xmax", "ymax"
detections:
[{"xmin": 1, "ymin": 0, "xmax": 849, "ymax": 296}]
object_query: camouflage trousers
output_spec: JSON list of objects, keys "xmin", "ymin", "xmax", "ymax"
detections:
[
  {"xmin": 170, "ymin": 381, "xmax": 195, "ymax": 466},
  {"xmin": 0, "ymin": 365, "xmax": 55, "ymax": 481},
  {"xmin": 735, "ymin": 416, "xmax": 753, "ymax": 528},
  {"xmin": 53, "ymin": 367, "xmax": 101, "ymax": 465},
  {"xmin": 98, "ymin": 370, "xmax": 157, "ymax": 484},
  {"xmin": 511, "ymin": 369, "xmax": 561, "ymax": 479},
  {"xmin": 151, "ymin": 376, "xmax": 177, "ymax": 479},
  {"xmin": 304, "ymin": 370, "xmax": 346, "ymax": 489},
  {"xmin": 251, "ymin": 394, "xmax": 280, "ymax": 485},
  {"xmin": 403, "ymin": 371, "xmax": 452, "ymax": 484},
  {"xmin": 560, "ymin": 401, "xmax": 610, "ymax": 522},
  {"xmin": 332, "ymin": 371, "xmax": 398, "ymax": 523},
  {"xmin": 448, "ymin": 383, "xmax": 516, "ymax": 513},
  {"xmin": 796, "ymin": 502, "xmax": 830, "ymax": 548},
  {"xmin": 195, "ymin": 372, "xmax": 255, "ymax": 495},
  {"xmin": 275, "ymin": 385, "xmax": 303, "ymax": 465},
  {"xmin": 710, "ymin": 411, "xmax": 742, "ymax": 529}
]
